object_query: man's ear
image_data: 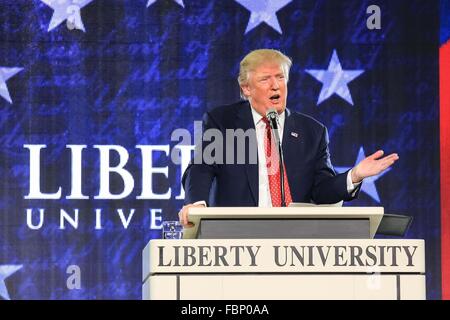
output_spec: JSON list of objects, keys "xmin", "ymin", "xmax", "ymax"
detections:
[{"xmin": 241, "ymin": 83, "xmax": 251, "ymax": 97}]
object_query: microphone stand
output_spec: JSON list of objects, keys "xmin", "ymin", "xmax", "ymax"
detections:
[
  {"xmin": 267, "ymin": 112, "xmax": 286, "ymax": 207},
  {"xmin": 277, "ymin": 139, "xmax": 286, "ymax": 207}
]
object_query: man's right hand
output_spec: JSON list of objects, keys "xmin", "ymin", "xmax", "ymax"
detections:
[{"xmin": 178, "ymin": 203, "xmax": 206, "ymax": 228}]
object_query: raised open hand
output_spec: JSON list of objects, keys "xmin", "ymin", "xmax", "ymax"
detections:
[{"xmin": 351, "ymin": 150, "xmax": 399, "ymax": 183}]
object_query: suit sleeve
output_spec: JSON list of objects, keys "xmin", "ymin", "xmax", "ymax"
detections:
[
  {"xmin": 311, "ymin": 126, "xmax": 361, "ymax": 204},
  {"xmin": 181, "ymin": 111, "xmax": 219, "ymax": 205}
]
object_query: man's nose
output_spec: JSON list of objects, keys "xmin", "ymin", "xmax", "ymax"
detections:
[{"xmin": 271, "ymin": 78, "xmax": 280, "ymax": 89}]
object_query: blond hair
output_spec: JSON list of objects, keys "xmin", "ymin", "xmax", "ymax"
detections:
[{"xmin": 238, "ymin": 49, "xmax": 292, "ymax": 100}]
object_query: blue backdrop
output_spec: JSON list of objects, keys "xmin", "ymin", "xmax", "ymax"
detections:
[{"xmin": 0, "ymin": 0, "xmax": 441, "ymax": 299}]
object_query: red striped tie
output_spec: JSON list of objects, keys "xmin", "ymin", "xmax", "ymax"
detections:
[{"xmin": 262, "ymin": 117, "xmax": 293, "ymax": 207}]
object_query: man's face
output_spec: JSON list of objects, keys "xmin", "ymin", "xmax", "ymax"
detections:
[{"xmin": 241, "ymin": 62, "xmax": 288, "ymax": 115}]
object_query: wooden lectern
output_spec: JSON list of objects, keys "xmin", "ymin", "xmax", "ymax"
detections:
[{"xmin": 142, "ymin": 207, "xmax": 425, "ymax": 300}]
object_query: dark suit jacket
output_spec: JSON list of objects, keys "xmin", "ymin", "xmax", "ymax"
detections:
[{"xmin": 182, "ymin": 101, "xmax": 360, "ymax": 206}]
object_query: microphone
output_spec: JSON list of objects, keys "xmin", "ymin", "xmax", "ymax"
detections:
[
  {"xmin": 266, "ymin": 109, "xmax": 280, "ymax": 141},
  {"xmin": 265, "ymin": 109, "xmax": 286, "ymax": 207}
]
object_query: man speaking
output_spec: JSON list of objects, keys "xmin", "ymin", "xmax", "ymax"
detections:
[{"xmin": 179, "ymin": 49, "xmax": 398, "ymax": 227}]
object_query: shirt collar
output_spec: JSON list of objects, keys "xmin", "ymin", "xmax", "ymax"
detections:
[{"xmin": 249, "ymin": 103, "xmax": 286, "ymax": 130}]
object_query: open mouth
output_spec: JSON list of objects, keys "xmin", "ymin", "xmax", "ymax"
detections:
[{"xmin": 269, "ymin": 94, "xmax": 281, "ymax": 103}]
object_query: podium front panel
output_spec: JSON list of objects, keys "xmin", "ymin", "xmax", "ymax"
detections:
[{"xmin": 144, "ymin": 274, "xmax": 425, "ymax": 300}]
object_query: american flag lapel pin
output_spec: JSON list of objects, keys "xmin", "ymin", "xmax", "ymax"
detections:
[{"xmin": 291, "ymin": 132, "xmax": 299, "ymax": 138}]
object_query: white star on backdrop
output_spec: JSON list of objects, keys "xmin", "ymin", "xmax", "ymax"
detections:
[
  {"xmin": 0, "ymin": 66, "xmax": 23, "ymax": 104},
  {"xmin": 0, "ymin": 265, "xmax": 22, "ymax": 300},
  {"xmin": 305, "ymin": 50, "xmax": 365, "ymax": 105},
  {"xmin": 40, "ymin": 0, "xmax": 95, "ymax": 32},
  {"xmin": 335, "ymin": 147, "xmax": 390, "ymax": 203},
  {"xmin": 147, "ymin": 0, "xmax": 184, "ymax": 8},
  {"xmin": 234, "ymin": 0, "xmax": 292, "ymax": 34}
]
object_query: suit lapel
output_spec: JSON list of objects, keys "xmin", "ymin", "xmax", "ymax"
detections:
[
  {"xmin": 235, "ymin": 102, "xmax": 258, "ymax": 205},
  {"xmin": 282, "ymin": 108, "xmax": 298, "ymax": 176}
]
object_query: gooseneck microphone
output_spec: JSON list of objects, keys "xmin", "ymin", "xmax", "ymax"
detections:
[{"xmin": 266, "ymin": 109, "xmax": 286, "ymax": 207}]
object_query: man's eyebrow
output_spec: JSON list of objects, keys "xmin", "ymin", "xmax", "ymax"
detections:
[{"xmin": 257, "ymin": 73, "xmax": 284, "ymax": 78}]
